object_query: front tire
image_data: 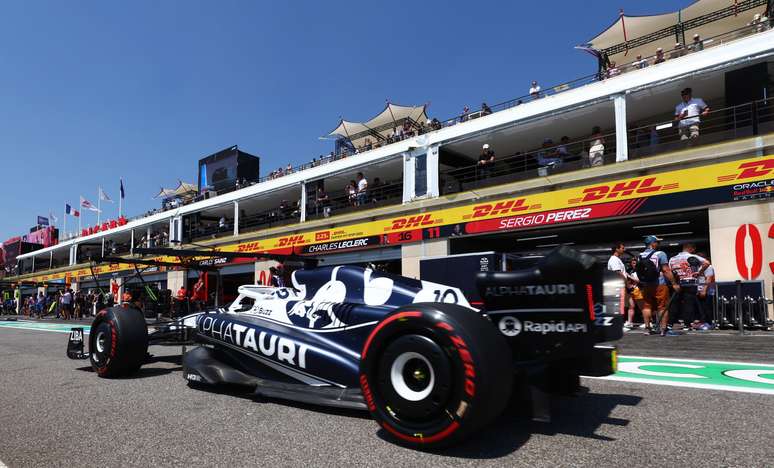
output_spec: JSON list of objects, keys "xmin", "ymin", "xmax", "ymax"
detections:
[
  {"xmin": 359, "ymin": 303, "xmax": 512, "ymax": 449},
  {"xmin": 90, "ymin": 306, "xmax": 148, "ymax": 377}
]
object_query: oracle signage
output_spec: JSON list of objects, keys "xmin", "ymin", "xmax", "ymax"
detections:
[{"xmin": 734, "ymin": 223, "xmax": 773, "ymax": 279}]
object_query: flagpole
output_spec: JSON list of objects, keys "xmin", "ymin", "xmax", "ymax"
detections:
[
  {"xmin": 119, "ymin": 181, "xmax": 123, "ymax": 218},
  {"xmin": 97, "ymin": 187, "xmax": 101, "ymax": 225},
  {"xmin": 63, "ymin": 205, "xmax": 67, "ymax": 239}
]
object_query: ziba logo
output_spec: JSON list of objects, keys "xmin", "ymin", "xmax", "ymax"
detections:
[
  {"xmin": 390, "ymin": 214, "xmax": 434, "ymax": 230},
  {"xmin": 570, "ymin": 177, "xmax": 676, "ymax": 204}
]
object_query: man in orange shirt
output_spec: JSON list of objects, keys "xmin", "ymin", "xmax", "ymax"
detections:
[{"xmin": 175, "ymin": 285, "xmax": 188, "ymax": 317}]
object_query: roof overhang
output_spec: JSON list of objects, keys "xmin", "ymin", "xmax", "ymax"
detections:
[{"xmin": 583, "ymin": 0, "xmax": 769, "ymax": 63}]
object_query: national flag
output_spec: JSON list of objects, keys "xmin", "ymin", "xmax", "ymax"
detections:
[
  {"xmin": 37, "ymin": 216, "xmax": 49, "ymax": 226},
  {"xmin": 120, "ymin": 178, "xmax": 125, "ymax": 199},
  {"xmin": 49, "ymin": 212, "xmax": 58, "ymax": 223},
  {"xmin": 80, "ymin": 196, "xmax": 101, "ymax": 212},
  {"xmin": 65, "ymin": 204, "xmax": 80, "ymax": 217},
  {"xmin": 99, "ymin": 187, "xmax": 113, "ymax": 203}
]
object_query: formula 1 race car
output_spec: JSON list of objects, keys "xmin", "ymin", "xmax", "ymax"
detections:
[{"xmin": 67, "ymin": 246, "xmax": 622, "ymax": 449}]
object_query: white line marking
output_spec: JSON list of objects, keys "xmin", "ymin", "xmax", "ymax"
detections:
[
  {"xmin": 620, "ymin": 355, "xmax": 774, "ymax": 368},
  {"xmin": 587, "ymin": 375, "xmax": 774, "ymax": 396},
  {"xmin": 0, "ymin": 458, "xmax": 8, "ymax": 467}
]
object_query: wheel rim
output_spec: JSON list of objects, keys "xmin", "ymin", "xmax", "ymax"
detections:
[
  {"xmin": 389, "ymin": 352, "xmax": 435, "ymax": 402},
  {"xmin": 95, "ymin": 331, "xmax": 107, "ymax": 354},
  {"xmin": 91, "ymin": 322, "xmax": 111, "ymax": 368},
  {"xmin": 376, "ymin": 334, "xmax": 453, "ymax": 425}
]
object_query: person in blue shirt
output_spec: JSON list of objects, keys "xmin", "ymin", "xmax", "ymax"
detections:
[{"xmin": 637, "ymin": 235, "xmax": 680, "ymax": 336}]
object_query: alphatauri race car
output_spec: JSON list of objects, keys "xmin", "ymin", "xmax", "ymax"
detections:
[{"xmin": 67, "ymin": 246, "xmax": 622, "ymax": 449}]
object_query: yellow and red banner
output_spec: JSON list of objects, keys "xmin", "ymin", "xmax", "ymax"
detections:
[{"xmin": 23, "ymin": 156, "xmax": 774, "ymax": 283}]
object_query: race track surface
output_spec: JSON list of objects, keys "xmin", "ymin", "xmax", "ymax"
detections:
[{"xmin": 0, "ymin": 321, "xmax": 772, "ymax": 467}]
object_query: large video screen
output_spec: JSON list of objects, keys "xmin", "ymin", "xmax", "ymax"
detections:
[{"xmin": 198, "ymin": 148, "xmax": 238, "ymax": 193}]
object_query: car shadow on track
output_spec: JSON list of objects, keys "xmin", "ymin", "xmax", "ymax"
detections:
[
  {"xmin": 75, "ymin": 354, "xmax": 184, "ymax": 378},
  {"xmin": 402, "ymin": 391, "xmax": 641, "ymax": 459}
]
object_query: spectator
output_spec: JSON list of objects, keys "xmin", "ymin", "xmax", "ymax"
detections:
[
  {"xmin": 691, "ymin": 34, "xmax": 704, "ymax": 52},
  {"xmin": 654, "ymin": 48, "xmax": 665, "ymax": 64},
  {"xmin": 674, "ymin": 87, "xmax": 709, "ymax": 141},
  {"xmin": 588, "ymin": 126, "xmax": 605, "ymax": 167},
  {"xmin": 557, "ymin": 136, "xmax": 572, "ymax": 160},
  {"xmin": 370, "ymin": 177, "xmax": 383, "ymax": 203},
  {"xmin": 218, "ymin": 215, "xmax": 227, "ymax": 231},
  {"xmin": 478, "ymin": 144, "xmax": 495, "ymax": 178},
  {"xmin": 606, "ymin": 61, "xmax": 620, "ymax": 78},
  {"xmin": 608, "ymin": 242, "xmax": 637, "ymax": 330},
  {"xmin": 286, "ymin": 163, "xmax": 293, "ymax": 174},
  {"xmin": 402, "ymin": 120, "xmax": 413, "ymax": 138},
  {"xmin": 529, "ymin": 81, "xmax": 541, "ymax": 98},
  {"xmin": 696, "ymin": 252, "xmax": 716, "ymax": 329},
  {"xmin": 536, "ymin": 138, "xmax": 562, "ymax": 169},
  {"xmin": 61, "ymin": 288, "xmax": 73, "ymax": 320},
  {"xmin": 633, "ymin": 54, "xmax": 649, "ymax": 69},
  {"xmin": 36, "ymin": 292, "xmax": 46, "ymax": 319},
  {"xmin": 670, "ymin": 42, "xmax": 685, "ymax": 59},
  {"xmin": 315, "ymin": 187, "xmax": 331, "ymax": 217},
  {"xmin": 356, "ymin": 172, "xmax": 368, "ymax": 206},
  {"xmin": 750, "ymin": 13, "xmax": 770, "ymax": 32},
  {"xmin": 346, "ymin": 180, "xmax": 357, "ymax": 206},
  {"xmin": 636, "ymin": 235, "xmax": 680, "ymax": 336},
  {"xmin": 668, "ymin": 243, "xmax": 711, "ymax": 330},
  {"xmin": 460, "ymin": 106, "xmax": 470, "ymax": 122},
  {"xmin": 481, "ymin": 102, "xmax": 492, "ymax": 116}
]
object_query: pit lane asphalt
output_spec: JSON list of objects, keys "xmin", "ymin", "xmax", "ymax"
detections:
[{"xmin": 0, "ymin": 324, "xmax": 772, "ymax": 467}]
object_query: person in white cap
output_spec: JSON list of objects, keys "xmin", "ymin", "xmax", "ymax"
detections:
[
  {"xmin": 654, "ymin": 47, "xmax": 665, "ymax": 64},
  {"xmin": 478, "ymin": 143, "xmax": 495, "ymax": 179},
  {"xmin": 529, "ymin": 81, "xmax": 541, "ymax": 99}
]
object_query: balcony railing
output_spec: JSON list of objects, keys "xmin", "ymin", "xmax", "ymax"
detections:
[
  {"xmin": 440, "ymin": 132, "xmax": 618, "ymax": 195},
  {"xmin": 306, "ymin": 181, "xmax": 404, "ymax": 222},
  {"xmin": 439, "ymin": 96, "xmax": 773, "ymax": 196}
]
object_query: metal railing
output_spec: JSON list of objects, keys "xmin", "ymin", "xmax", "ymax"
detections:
[
  {"xmin": 306, "ymin": 181, "xmax": 404, "ymax": 221},
  {"xmin": 440, "ymin": 132, "xmax": 618, "ymax": 195},
  {"xmin": 627, "ymin": 97, "xmax": 774, "ymax": 159}
]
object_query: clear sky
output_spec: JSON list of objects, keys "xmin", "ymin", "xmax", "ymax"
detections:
[{"xmin": 0, "ymin": 0, "xmax": 685, "ymax": 241}]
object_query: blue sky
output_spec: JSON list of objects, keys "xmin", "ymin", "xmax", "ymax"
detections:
[{"xmin": 0, "ymin": 0, "xmax": 685, "ymax": 241}]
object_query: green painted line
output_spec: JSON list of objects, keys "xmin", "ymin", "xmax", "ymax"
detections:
[
  {"xmin": 602, "ymin": 355, "xmax": 774, "ymax": 395},
  {"xmin": 0, "ymin": 320, "xmax": 89, "ymax": 334}
]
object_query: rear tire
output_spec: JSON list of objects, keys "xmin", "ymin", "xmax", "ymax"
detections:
[
  {"xmin": 89, "ymin": 306, "xmax": 148, "ymax": 377},
  {"xmin": 359, "ymin": 303, "xmax": 512, "ymax": 449}
]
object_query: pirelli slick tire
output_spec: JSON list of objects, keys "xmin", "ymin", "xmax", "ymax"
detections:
[
  {"xmin": 89, "ymin": 306, "xmax": 148, "ymax": 377},
  {"xmin": 359, "ymin": 303, "xmax": 512, "ymax": 449}
]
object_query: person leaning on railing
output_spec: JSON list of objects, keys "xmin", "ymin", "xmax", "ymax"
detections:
[
  {"xmin": 674, "ymin": 87, "xmax": 710, "ymax": 141},
  {"xmin": 587, "ymin": 126, "xmax": 605, "ymax": 167}
]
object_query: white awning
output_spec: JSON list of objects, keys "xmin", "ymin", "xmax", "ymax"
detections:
[
  {"xmin": 328, "ymin": 103, "xmax": 428, "ymax": 147},
  {"xmin": 155, "ymin": 181, "xmax": 198, "ymax": 199},
  {"xmin": 584, "ymin": 0, "xmax": 768, "ymax": 63}
]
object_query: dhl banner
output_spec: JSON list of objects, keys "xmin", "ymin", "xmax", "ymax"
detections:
[{"xmin": 24, "ymin": 156, "xmax": 774, "ymax": 283}]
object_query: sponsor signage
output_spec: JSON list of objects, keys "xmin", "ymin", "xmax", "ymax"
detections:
[{"xmin": 22, "ymin": 156, "xmax": 774, "ymax": 282}]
